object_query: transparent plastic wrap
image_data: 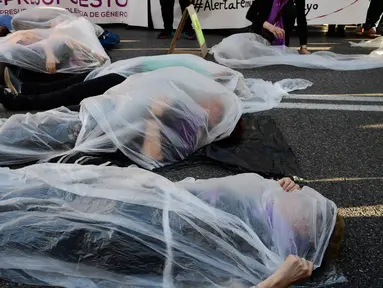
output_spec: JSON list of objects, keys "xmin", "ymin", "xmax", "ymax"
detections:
[
  {"xmin": 73, "ymin": 66, "xmax": 243, "ymax": 169},
  {"xmin": 12, "ymin": 6, "xmax": 104, "ymax": 37},
  {"xmin": 0, "ymin": 163, "xmax": 341, "ymax": 288},
  {"xmin": 0, "ymin": 17, "xmax": 109, "ymax": 74},
  {"xmin": 86, "ymin": 54, "xmax": 312, "ymax": 113},
  {"xmin": 211, "ymin": 33, "xmax": 383, "ymax": 71},
  {"xmin": 350, "ymin": 36, "xmax": 383, "ymax": 48},
  {"xmin": 0, "ymin": 107, "xmax": 81, "ymax": 166},
  {"xmin": 0, "ymin": 67, "xmax": 242, "ymax": 169}
]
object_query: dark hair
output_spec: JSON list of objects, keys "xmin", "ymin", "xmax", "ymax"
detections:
[
  {"xmin": 0, "ymin": 26, "xmax": 10, "ymax": 37},
  {"xmin": 322, "ymin": 213, "xmax": 345, "ymax": 264}
]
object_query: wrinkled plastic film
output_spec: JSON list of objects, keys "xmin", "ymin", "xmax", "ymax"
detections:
[
  {"xmin": 0, "ymin": 17, "xmax": 109, "ymax": 74},
  {"xmin": 211, "ymin": 33, "xmax": 383, "ymax": 71},
  {"xmin": 0, "ymin": 67, "xmax": 242, "ymax": 169},
  {"xmin": 85, "ymin": 54, "xmax": 312, "ymax": 114},
  {"xmin": 0, "ymin": 163, "xmax": 339, "ymax": 287},
  {"xmin": 350, "ymin": 36, "xmax": 383, "ymax": 48},
  {"xmin": 12, "ymin": 6, "xmax": 104, "ymax": 37}
]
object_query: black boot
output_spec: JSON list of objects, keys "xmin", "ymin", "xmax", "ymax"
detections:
[{"xmin": 0, "ymin": 86, "xmax": 16, "ymax": 110}]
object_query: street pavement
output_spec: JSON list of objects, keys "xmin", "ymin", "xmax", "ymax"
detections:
[{"xmin": 0, "ymin": 26, "xmax": 382, "ymax": 288}]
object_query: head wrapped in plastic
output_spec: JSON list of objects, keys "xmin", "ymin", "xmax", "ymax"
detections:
[
  {"xmin": 0, "ymin": 17, "xmax": 109, "ymax": 73},
  {"xmin": 12, "ymin": 6, "xmax": 104, "ymax": 36},
  {"xmin": 0, "ymin": 164, "xmax": 338, "ymax": 287}
]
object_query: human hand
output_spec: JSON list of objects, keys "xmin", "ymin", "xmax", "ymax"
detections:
[
  {"xmin": 269, "ymin": 25, "xmax": 285, "ymax": 40},
  {"xmin": 46, "ymin": 55, "xmax": 59, "ymax": 74},
  {"xmin": 150, "ymin": 96, "xmax": 170, "ymax": 116},
  {"xmin": 278, "ymin": 177, "xmax": 300, "ymax": 192},
  {"xmin": 299, "ymin": 47, "xmax": 311, "ymax": 55},
  {"xmin": 273, "ymin": 255, "xmax": 314, "ymax": 286}
]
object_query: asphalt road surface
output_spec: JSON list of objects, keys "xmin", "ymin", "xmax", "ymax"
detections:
[{"xmin": 0, "ymin": 26, "xmax": 382, "ymax": 288}]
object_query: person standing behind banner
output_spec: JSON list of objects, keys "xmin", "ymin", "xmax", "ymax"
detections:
[
  {"xmin": 246, "ymin": 0, "xmax": 310, "ymax": 54},
  {"xmin": 158, "ymin": 0, "xmax": 196, "ymax": 39}
]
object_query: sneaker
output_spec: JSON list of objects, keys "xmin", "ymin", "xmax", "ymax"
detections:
[
  {"xmin": 4, "ymin": 67, "xmax": 21, "ymax": 95},
  {"xmin": 355, "ymin": 26, "xmax": 364, "ymax": 35},
  {"xmin": 183, "ymin": 30, "xmax": 196, "ymax": 40},
  {"xmin": 366, "ymin": 27, "xmax": 377, "ymax": 37},
  {"xmin": 157, "ymin": 30, "xmax": 174, "ymax": 39}
]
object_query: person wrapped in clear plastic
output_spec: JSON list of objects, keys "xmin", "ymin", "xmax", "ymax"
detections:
[
  {"xmin": 0, "ymin": 67, "xmax": 242, "ymax": 169},
  {"xmin": 0, "ymin": 163, "xmax": 345, "ymax": 288},
  {"xmin": 1, "ymin": 54, "xmax": 312, "ymax": 112},
  {"xmin": 0, "ymin": 17, "xmax": 109, "ymax": 75},
  {"xmin": 11, "ymin": 6, "xmax": 104, "ymax": 37},
  {"xmin": 210, "ymin": 33, "xmax": 383, "ymax": 71}
]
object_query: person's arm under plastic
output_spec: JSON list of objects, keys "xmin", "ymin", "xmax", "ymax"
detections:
[
  {"xmin": 66, "ymin": 38, "xmax": 108, "ymax": 65},
  {"xmin": 251, "ymin": 255, "xmax": 314, "ymax": 288},
  {"xmin": 43, "ymin": 44, "xmax": 59, "ymax": 74},
  {"xmin": 294, "ymin": 0, "xmax": 310, "ymax": 54},
  {"xmin": 141, "ymin": 96, "xmax": 171, "ymax": 161}
]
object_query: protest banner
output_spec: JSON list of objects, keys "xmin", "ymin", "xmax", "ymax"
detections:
[
  {"xmin": 151, "ymin": 0, "xmax": 370, "ymax": 29},
  {"xmin": 0, "ymin": 0, "xmax": 148, "ymax": 27}
]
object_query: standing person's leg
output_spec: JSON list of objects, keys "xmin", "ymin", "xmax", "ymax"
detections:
[
  {"xmin": 364, "ymin": 0, "xmax": 383, "ymax": 36},
  {"xmin": 0, "ymin": 74, "xmax": 126, "ymax": 111},
  {"xmin": 158, "ymin": 0, "xmax": 176, "ymax": 39},
  {"xmin": 282, "ymin": 3, "xmax": 296, "ymax": 47},
  {"xmin": 179, "ymin": 0, "xmax": 196, "ymax": 39}
]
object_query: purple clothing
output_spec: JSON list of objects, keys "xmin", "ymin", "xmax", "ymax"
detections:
[{"xmin": 267, "ymin": 0, "xmax": 290, "ymax": 45}]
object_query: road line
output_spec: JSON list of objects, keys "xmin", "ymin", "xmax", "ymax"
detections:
[
  {"xmin": 359, "ymin": 123, "xmax": 383, "ymax": 129},
  {"xmin": 120, "ymin": 40, "xmax": 140, "ymax": 43},
  {"xmin": 301, "ymin": 176, "xmax": 383, "ymax": 183},
  {"xmin": 286, "ymin": 95, "xmax": 383, "ymax": 102},
  {"xmin": 292, "ymin": 93, "xmax": 383, "ymax": 97},
  {"xmin": 115, "ymin": 47, "xmax": 201, "ymax": 51},
  {"xmin": 277, "ymin": 103, "xmax": 383, "ymax": 111},
  {"xmin": 338, "ymin": 205, "xmax": 383, "ymax": 217}
]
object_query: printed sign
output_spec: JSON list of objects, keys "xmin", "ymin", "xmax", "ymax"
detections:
[
  {"xmin": 0, "ymin": 0, "xmax": 148, "ymax": 27},
  {"xmin": 151, "ymin": 0, "xmax": 370, "ymax": 29}
]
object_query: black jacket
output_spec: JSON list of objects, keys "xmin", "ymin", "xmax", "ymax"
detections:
[{"xmin": 246, "ymin": 0, "xmax": 308, "ymax": 46}]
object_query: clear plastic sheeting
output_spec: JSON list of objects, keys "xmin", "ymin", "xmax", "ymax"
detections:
[
  {"xmin": 74, "ymin": 67, "xmax": 242, "ymax": 169},
  {"xmin": 0, "ymin": 67, "xmax": 242, "ymax": 169},
  {"xmin": 0, "ymin": 107, "xmax": 81, "ymax": 166},
  {"xmin": 211, "ymin": 33, "xmax": 383, "ymax": 71},
  {"xmin": 0, "ymin": 17, "xmax": 109, "ymax": 74},
  {"xmin": 350, "ymin": 36, "xmax": 383, "ymax": 48},
  {"xmin": 85, "ymin": 54, "xmax": 312, "ymax": 113},
  {"xmin": 12, "ymin": 6, "xmax": 104, "ymax": 37},
  {"xmin": 0, "ymin": 163, "xmax": 339, "ymax": 288}
]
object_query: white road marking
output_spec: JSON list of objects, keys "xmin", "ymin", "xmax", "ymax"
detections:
[
  {"xmin": 277, "ymin": 103, "xmax": 383, "ymax": 111},
  {"xmin": 286, "ymin": 95, "xmax": 383, "ymax": 102},
  {"xmin": 339, "ymin": 205, "xmax": 383, "ymax": 217},
  {"xmin": 359, "ymin": 123, "xmax": 383, "ymax": 129}
]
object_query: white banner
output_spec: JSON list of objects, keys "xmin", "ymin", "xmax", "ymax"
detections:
[
  {"xmin": 151, "ymin": 0, "xmax": 370, "ymax": 29},
  {"xmin": 0, "ymin": 0, "xmax": 148, "ymax": 27}
]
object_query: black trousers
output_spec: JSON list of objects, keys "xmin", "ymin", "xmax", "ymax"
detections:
[
  {"xmin": 1, "ymin": 73, "xmax": 126, "ymax": 111},
  {"xmin": 159, "ymin": 0, "xmax": 193, "ymax": 32},
  {"xmin": 365, "ymin": 0, "xmax": 383, "ymax": 28}
]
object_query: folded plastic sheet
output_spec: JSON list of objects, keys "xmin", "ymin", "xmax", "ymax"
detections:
[
  {"xmin": 85, "ymin": 54, "xmax": 312, "ymax": 114},
  {"xmin": 0, "ymin": 67, "xmax": 242, "ymax": 169},
  {"xmin": 350, "ymin": 36, "xmax": 383, "ymax": 48},
  {"xmin": 211, "ymin": 33, "xmax": 383, "ymax": 70},
  {"xmin": 12, "ymin": 6, "xmax": 104, "ymax": 37},
  {"xmin": 0, "ymin": 163, "xmax": 338, "ymax": 287},
  {"xmin": 0, "ymin": 17, "xmax": 109, "ymax": 74}
]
